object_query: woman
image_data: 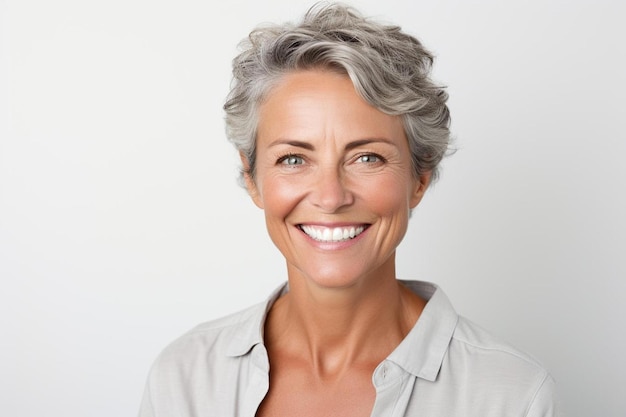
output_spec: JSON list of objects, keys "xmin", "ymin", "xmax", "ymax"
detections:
[{"xmin": 139, "ymin": 3, "xmax": 558, "ymax": 416}]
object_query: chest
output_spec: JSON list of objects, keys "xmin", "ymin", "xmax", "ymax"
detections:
[{"xmin": 255, "ymin": 370, "xmax": 375, "ymax": 417}]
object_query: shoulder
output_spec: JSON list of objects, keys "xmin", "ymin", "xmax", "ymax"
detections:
[
  {"xmin": 145, "ymin": 282, "xmax": 287, "ymax": 383},
  {"xmin": 150, "ymin": 301, "xmax": 266, "ymax": 374},
  {"xmin": 451, "ymin": 316, "xmax": 547, "ymax": 372},
  {"xmin": 139, "ymin": 301, "xmax": 271, "ymax": 416},
  {"xmin": 445, "ymin": 316, "xmax": 558, "ymax": 416}
]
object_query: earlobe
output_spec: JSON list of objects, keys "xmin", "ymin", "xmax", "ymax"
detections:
[
  {"xmin": 239, "ymin": 152, "xmax": 264, "ymax": 209},
  {"xmin": 409, "ymin": 171, "xmax": 432, "ymax": 209}
]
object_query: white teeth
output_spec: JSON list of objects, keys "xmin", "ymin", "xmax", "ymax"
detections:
[{"xmin": 300, "ymin": 225, "xmax": 366, "ymax": 242}]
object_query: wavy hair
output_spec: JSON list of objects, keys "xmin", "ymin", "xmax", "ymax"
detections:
[{"xmin": 224, "ymin": 2, "xmax": 451, "ymax": 183}]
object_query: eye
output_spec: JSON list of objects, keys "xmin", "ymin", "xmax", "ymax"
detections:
[
  {"xmin": 278, "ymin": 154, "xmax": 305, "ymax": 166},
  {"xmin": 357, "ymin": 154, "xmax": 383, "ymax": 164}
]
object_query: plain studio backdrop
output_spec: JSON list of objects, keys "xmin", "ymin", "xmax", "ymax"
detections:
[{"xmin": 1, "ymin": 0, "xmax": 624, "ymax": 416}]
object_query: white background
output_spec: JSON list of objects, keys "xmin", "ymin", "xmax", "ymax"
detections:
[{"xmin": 1, "ymin": 0, "xmax": 624, "ymax": 416}]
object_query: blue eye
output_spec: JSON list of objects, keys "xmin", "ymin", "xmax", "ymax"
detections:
[{"xmin": 279, "ymin": 155, "xmax": 304, "ymax": 166}]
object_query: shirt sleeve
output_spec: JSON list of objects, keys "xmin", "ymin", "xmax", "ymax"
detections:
[
  {"xmin": 138, "ymin": 376, "xmax": 155, "ymax": 417},
  {"xmin": 525, "ymin": 373, "xmax": 561, "ymax": 417}
]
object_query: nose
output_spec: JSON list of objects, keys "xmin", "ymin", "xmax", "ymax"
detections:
[{"xmin": 308, "ymin": 166, "xmax": 354, "ymax": 212}]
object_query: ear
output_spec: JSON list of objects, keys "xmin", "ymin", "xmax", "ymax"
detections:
[
  {"xmin": 239, "ymin": 152, "xmax": 264, "ymax": 209},
  {"xmin": 409, "ymin": 171, "xmax": 432, "ymax": 209}
]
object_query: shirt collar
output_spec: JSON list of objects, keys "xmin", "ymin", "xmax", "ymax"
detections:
[
  {"xmin": 387, "ymin": 280, "xmax": 459, "ymax": 381},
  {"xmin": 225, "ymin": 280, "xmax": 459, "ymax": 383},
  {"xmin": 225, "ymin": 283, "xmax": 288, "ymax": 357}
]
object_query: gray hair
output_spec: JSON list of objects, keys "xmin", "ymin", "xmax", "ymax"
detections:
[{"xmin": 224, "ymin": 2, "xmax": 451, "ymax": 183}]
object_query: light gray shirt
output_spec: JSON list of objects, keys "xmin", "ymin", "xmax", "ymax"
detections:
[{"xmin": 139, "ymin": 281, "xmax": 559, "ymax": 416}]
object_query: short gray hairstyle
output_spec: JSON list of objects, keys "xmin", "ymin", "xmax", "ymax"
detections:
[{"xmin": 224, "ymin": 2, "xmax": 451, "ymax": 183}]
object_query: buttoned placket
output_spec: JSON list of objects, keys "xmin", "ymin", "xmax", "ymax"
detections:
[
  {"xmin": 370, "ymin": 360, "xmax": 417, "ymax": 417},
  {"xmin": 241, "ymin": 344, "xmax": 270, "ymax": 417}
]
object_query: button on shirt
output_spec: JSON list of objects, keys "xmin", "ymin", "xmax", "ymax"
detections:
[{"xmin": 139, "ymin": 281, "xmax": 558, "ymax": 416}]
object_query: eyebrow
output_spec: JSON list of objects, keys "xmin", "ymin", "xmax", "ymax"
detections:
[
  {"xmin": 268, "ymin": 138, "xmax": 396, "ymax": 151},
  {"xmin": 344, "ymin": 138, "xmax": 396, "ymax": 151},
  {"xmin": 268, "ymin": 140, "xmax": 315, "ymax": 150}
]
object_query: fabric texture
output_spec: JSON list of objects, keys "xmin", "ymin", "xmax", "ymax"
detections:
[{"xmin": 138, "ymin": 281, "xmax": 559, "ymax": 416}]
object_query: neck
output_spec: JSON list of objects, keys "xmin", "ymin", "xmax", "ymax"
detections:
[{"xmin": 264, "ymin": 259, "xmax": 425, "ymax": 378}]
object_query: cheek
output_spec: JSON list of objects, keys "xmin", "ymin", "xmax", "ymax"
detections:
[
  {"xmin": 361, "ymin": 174, "xmax": 414, "ymax": 216},
  {"xmin": 259, "ymin": 176, "xmax": 304, "ymax": 219}
]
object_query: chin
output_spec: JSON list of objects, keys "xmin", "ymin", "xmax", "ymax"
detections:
[{"xmin": 288, "ymin": 263, "xmax": 376, "ymax": 289}]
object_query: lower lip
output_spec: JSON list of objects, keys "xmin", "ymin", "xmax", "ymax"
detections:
[{"xmin": 297, "ymin": 226, "xmax": 369, "ymax": 250}]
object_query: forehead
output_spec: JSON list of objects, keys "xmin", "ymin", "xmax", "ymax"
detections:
[{"xmin": 257, "ymin": 70, "xmax": 405, "ymax": 144}]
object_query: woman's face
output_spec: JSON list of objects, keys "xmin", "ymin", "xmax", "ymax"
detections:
[{"xmin": 245, "ymin": 70, "xmax": 430, "ymax": 290}]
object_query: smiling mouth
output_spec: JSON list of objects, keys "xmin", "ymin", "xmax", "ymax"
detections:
[{"xmin": 298, "ymin": 224, "xmax": 368, "ymax": 243}]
